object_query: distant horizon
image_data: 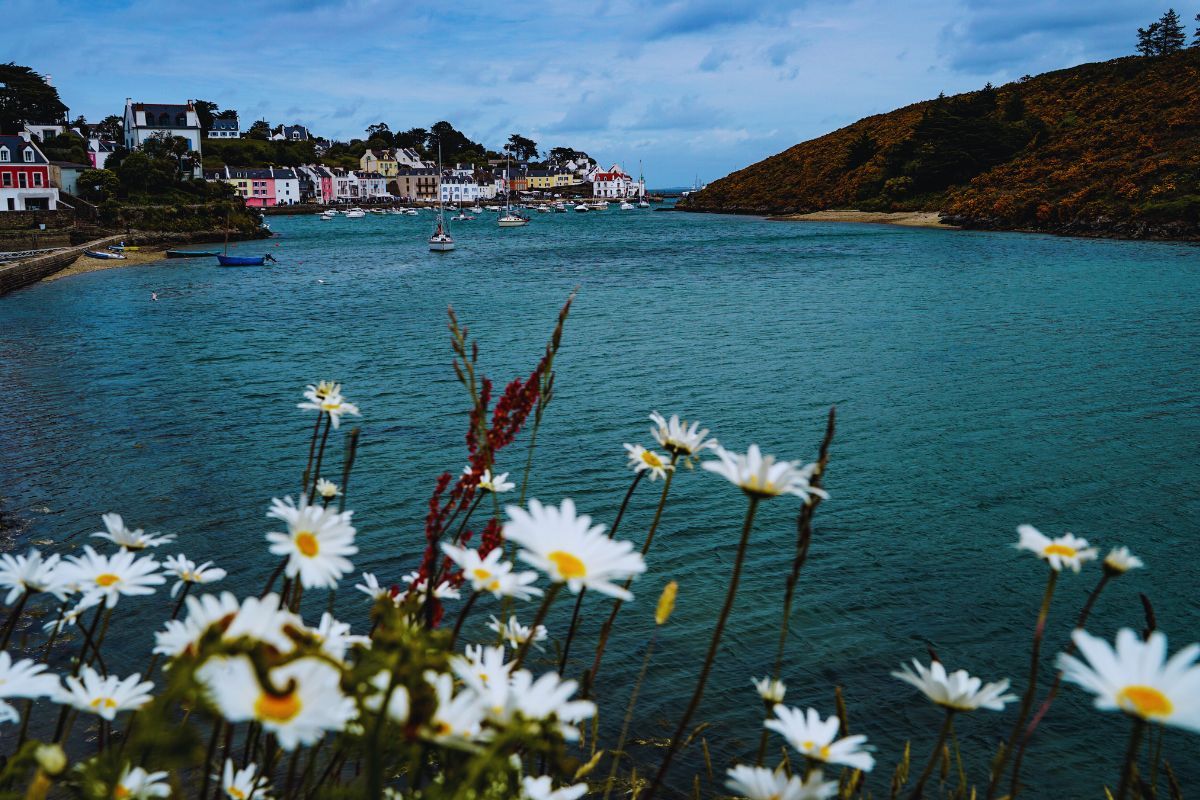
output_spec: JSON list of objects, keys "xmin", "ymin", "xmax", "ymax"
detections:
[{"xmin": 10, "ymin": 0, "xmax": 1162, "ymax": 185}]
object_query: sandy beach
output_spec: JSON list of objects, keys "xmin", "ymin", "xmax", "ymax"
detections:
[{"xmin": 772, "ymin": 210, "xmax": 958, "ymax": 229}]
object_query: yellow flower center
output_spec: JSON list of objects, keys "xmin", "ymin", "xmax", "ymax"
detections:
[
  {"xmin": 1043, "ymin": 543, "xmax": 1077, "ymax": 558},
  {"xmin": 801, "ymin": 740, "xmax": 830, "ymax": 760},
  {"xmin": 434, "ymin": 720, "xmax": 453, "ymax": 736},
  {"xmin": 548, "ymin": 551, "xmax": 586, "ymax": 579},
  {"xmin": 1117, "ymin": 685, "xmax": 1173, "ymax": 718},
  {"xmin": 295, "ymin": 531, "xmax": 319, "ymax": 557},
  {"xmin": 255, "ymin": 690, "xmax": 302, "ymax": 723},
  {"xmin": 95, "ymin": 573, "xmax": 121, "ymax": 587},
  {"xmin": 472, "ymin": 567, "xmax": 492, "ymax": 581},
  {"xmin": 487, "ymin": 579, "xmax": 500, "ymax": 591},
  {"xmin": 228, "ymin": 787, "xmax": 247, "ymax": 800},
  {"xmin": 321, "ymin": 400, "xmax": 341, "ymax": 411},
  {"xmin": 90, "ymin": 696, "xmax": 118, "ymax": 710},
  {"xmin": 479, "ymin": 672, "xmax": 489, "ymax": 685},
  {"xmin": 641, "ymin": 450, "xmax": 664, "ymax": 469},
  {"xmin": 115, "ymin": 786, "xmax": 131, "ymax": 799},
  {"xmin": 742, "ymin": 475, "xmax": 779, "ymax": 496}
]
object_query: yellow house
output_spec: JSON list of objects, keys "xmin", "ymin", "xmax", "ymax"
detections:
[
  {"xmin": 555, "ymin": 170, "xmax": 581, "ymax": 187},
  {"xmin": 360, "ymin": 149, "xmax": 399, "ymax": 177},
  {"xmin": 526, "ymin": 169, "xmax": 556, "ymax": 190}
]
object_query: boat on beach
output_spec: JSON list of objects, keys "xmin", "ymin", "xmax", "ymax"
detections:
[
  {"xmin": 85, "ymin": 250, "xmax": 126, "ymax": 260},
  {"xmin": 165, "ymin": 250, "xmax": 221, "ymax": 258}
]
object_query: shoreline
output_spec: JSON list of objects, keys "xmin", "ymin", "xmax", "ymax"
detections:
[{"xmin": 769, "ymin": 210, "xmax": 958, "ymax": 229}]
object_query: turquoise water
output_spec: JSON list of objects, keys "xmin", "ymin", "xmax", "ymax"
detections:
[{"xmin": 2, "ymin": 208, "xmax": 1198, "ymax": 796}]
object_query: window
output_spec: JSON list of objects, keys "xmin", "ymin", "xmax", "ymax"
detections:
[
  {"xmin": 176, "ymin": 114, "xmax": 186, "ymax": 126},
  {"xmin": 159, "ymin": 113, "xmax": 171, "ymax": 126},
  {"xmin": 33, "ymin": 172, "xmax": 42, "ymax": 187},
  {"xmin": 0, "ymin": 147, "xmax": 8, "ymax": 162},
  {"xmin": 23, "ymin": 148, "xmax": 34, "ymax": 163},
  {"xmin": 19, "ymin": 173, "xmax": 27, "ymax": 188},
  {"xmin": 2, "ymin": 172, "xmax": 10, "ymax": 186}
]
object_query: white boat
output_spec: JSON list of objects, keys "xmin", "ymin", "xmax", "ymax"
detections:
[
  {"xmin": 346, "ymin": 208, "xmax": 366, "ymax": 218},
  {"xmin": 638, "ymin": 199, "xmax": 650, "ymax": 208},
  {"xmin": 485, "ymin": 205, "xmax": 501, "ymax": 212},
  {"xmin": 429, "ymin": 144, "xmax": 456, "ymax": 252},
  {"xmin": 553, "ymin": 203, "xmax": 567, "ymax": 212},
  {"xmin": 404, "ymin": 208, "xmax": 418, "ymax": 216},
  {"xmin": 498, "ymin": 158, "xmax": 529, "ymax": 228},
  {"xmin": 451, "ymin": 213, "xmax": 474, "ymax": 221},
  {"xmin": 589, "ymin": 201, "xmax": 607, "ymax": 211},
  {"xmin": 536, "ymin": 206, "xmax": 551, "ymax": 213},
  {"xmin": 471, "ymin": 206, "xmax": 485, "ymax": 214},
  {"xmin": 619, "ymin": 201, "xmax": 635, "ymax": 210},
  {"xmin": 574, "ymin": 203, "xmax": 590, "ymax": 212}
]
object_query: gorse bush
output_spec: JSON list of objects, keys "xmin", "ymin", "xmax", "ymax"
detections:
[{"xmin": 0, "ymin": 297, "xmax": 1196, "ymax": 800}]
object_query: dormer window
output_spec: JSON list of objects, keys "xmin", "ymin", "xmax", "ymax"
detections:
[
  {"xmin": 23, "ymin": 148, "xmax": 34, "ymax": 163},
  {"xmin": 0, "ymin": 147, "xmax": 8, "ymax": 162},
  {"xmin": 176, "ymin": 114, "xmax": 186, "ymax": 126},
  {"xmin": 159, "ymin": 113, "xmax": 171, "ymax": 126}
]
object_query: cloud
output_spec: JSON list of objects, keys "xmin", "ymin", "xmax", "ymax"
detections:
[
  {"xmin": 698, "ymin": 47, "xmax": 731, "ymax": 72},
  {"xmin": 642, "ymin": 0, "xmax": 800, "ymax": 40},
  {"xmin": 631, "ymin": 95, "xmax": 727, "ymax": 131}
]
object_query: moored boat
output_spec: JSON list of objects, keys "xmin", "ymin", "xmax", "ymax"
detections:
[
  {"xmin": 217, "ymin": 254, "xmax": 278, "ymax": 267},
  {"xmin": 619, "ymin": 201, "xmax": 635, "ymax": 210},
  {"xmin": 85, "ymin": 250, "xmax": 126, "ymax": 260},
  {"xmin": 574, "ymin": 203, "xmax": 590, "ymax": 212},
  {"xmin": 346, "ymin": 208, "xmax": 366, "ymax": 218}
]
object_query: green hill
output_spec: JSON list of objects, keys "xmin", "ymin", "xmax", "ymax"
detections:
[{"xmin": 679, "ymin": 49, "xmax": 1200, "ymax": 239}]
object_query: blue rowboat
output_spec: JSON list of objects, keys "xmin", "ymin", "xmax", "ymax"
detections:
[{"xmin": 217, "ymin": 254, "xmax": 277, "ymax": 267}]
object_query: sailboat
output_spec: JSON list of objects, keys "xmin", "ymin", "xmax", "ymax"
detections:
[
  {"xmin": 498, "ymin": 155, "xmax": 529, "ymax": 228},
  {"xmin": 637, "ymin": 160, "xmax": 650, "ymax": 207},
  {"xmin": 429, "ymin": 144, "xmax": 455, "ymax": 252}
]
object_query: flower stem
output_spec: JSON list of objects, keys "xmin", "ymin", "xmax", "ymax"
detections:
[
  {"xmin": 170, "ymin": 582, "xmax": 193, "ymax": 621},
  {"xmin": 512, "ymin": 583, "xmax": 562, "ymax": 669},
  {"xmin": 603, "ymin": 631, "xmax": 658, "ymax": 800},
  {"xmin": 1116, "ymin": 717, "xmax": 1147, "ymax": 800},
  {"xmin": 585, "ymin": 456, "xmax": 678, "ymax": 696},
  {"xmin": 259, "ymin": 557, "xmax": 289, "ymax": 599},
  {"xmin": 308, "ymin": 415, "xmax": 333, "ymax": 498},
  {"xmin": 987, "ymin": 569, "xmax": 1059, "ymax": 800},
  {"xmin": 448, "ymin": 590, "xmax": 479, "ymax": 649},
  {"xmin": 0, "ymin": 590, "xmax": 30, "ymax": 650},
  {"xmin": 909, "ymin": 709, "xmax": 955, "ymax": 799},
  {"xmin": 559, "ymin": 471, "xmax": 644, "ymax": 674},
  {"xmin": 643, "ymin": 495, "xmax": 761, "ymax": 800},
  {"xmin": 198, "ymin": 718, "xmax": 222, "ymax": 800},
  {"xmin": 1009, "ymin": 572, "xmax": 1111, "ymax": 796},
  {"xmin": 301, "ymin": 411, "xmax": 324, "ymax": 493}
]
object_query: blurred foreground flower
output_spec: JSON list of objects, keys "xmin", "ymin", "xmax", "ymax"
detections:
[
  {"xmin": 0, "ymin": 548, "xmax": 67, "ymax": 604},
  {"xmin": 752, "ymin": 676, "xmax": 786, "ymax": 704},
  {"xmin": 522, "ymin": 775, "xmax": 588, "ymax": 800},
  {"xmin": 892, "ymin": 658, "xmax": 1016, "ymax": 712},
  {"xmin": 115, "ymin": 765, "xmax": 170, "ymax": 799},
  {"xmin": 1059, "ymin": 628, "xmax": 1200, "ymax": 731},
  {"xmin": 504, "ymin": 499, "xmax": 645, "ymax": 600},
  {"xmin": 217, "ymin": 759, "xmax": 272, "ymax": 800},
  {"xmin": 726, "ymin": 764, "xmax": 837, "ymax": 800},
  {"xmin": 0, "ymin": 651, "xmax": 61, "ymax": 724},
  {"xmin": 1103, "ymin": 546, "xmax": 1144, "ymax": 575},
  {"xmin": 1016, "ymin": 524, "xmax": 1097, "ymax": 573}
]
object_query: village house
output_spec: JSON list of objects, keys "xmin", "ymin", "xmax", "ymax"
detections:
[
  {"xmin": 360, "ymin": 149, "xmax": 399, "ymax": 177},
  {"xmin": 0, "ymin": 135, "xmax": 59, "ymax": 211},
  {"xmin": 298, "ymin": 165, "xmax": 335, "ymax": 204},
  {"xmin": 591, "ymin": 164, "xmax": 644, "ymax": 198},
  {"xmin": 355, "ymin": 171, "xmax": 388, "ymax": 200},
  {"xmin": 206, "ymin": 166, "xmax": 300, "ymax": 207},
  {"xmin": 87, "ymin": 138, "xmax": 118, "ymax": 170},
  {"xmin": 391, "ymin": 167, "xmax": 440, "ymax": 202},
  {"xmin": 48, "ymin": 161, "xmax": 91, "ymax": 196},
  {"xmin": 332, "ymin": 169, "xmax": 361, "ymax": 202},
  {"xmin": 271, "ymin": 124, "xmax": 311, "ymax": 141},
  {"xmin": 439, "ymin": 175, "xmax": 482, "ymax": 205},
  {"xmin": 208, "ymin": 117, "xmax": 240, "ymax": 138},
  {"xmin": 394, "ymin": 148, "xmax": 427, "ymax": 169},
  {"xmin": 123, "ymin": 99, "xmax": 203, "ymax": 156}
]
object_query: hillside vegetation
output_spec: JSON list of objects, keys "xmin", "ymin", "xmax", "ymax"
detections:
[{"xmin": 680, "ymin": 49, "xmax": 1200, "ymax": 238}]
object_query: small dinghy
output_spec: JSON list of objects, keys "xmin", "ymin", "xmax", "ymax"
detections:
[
  {"xmin": 85, "ymin": 250, "xmax": 126, "ymax": 260},
  {"xmin": 217, "ymin": 254, "xmax": 278, "ymax": 267}
]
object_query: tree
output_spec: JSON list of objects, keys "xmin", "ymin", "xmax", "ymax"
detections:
[
  {"xmin": 1194, "ymin": 13, "xmax": 1200, "ymax": 47},
  {"xmin": 1156, "ymin": 9, "xmax": 1187, "ymax": 53},
  {"xmin": 216, "ymin": 109, "xmax": 239, "ymax": 120},
  {"xmin": 77, "ymin": 168, "xmax": 119, "ymax": 202},
  {"xmin": 394, "ymin": 127, "xmax": 429, "ymax": 153},
  {"xmin": 844, "ymin": 129, "xmax": 878, "ymax": 170},
  {"xmin": 193, "ymin": 100, "xmax": 220, "ymax": 133},
  {"xmin": 95, "ymin": 114, "xmax": 123, "ymax": 141},
  {"xmin": 1137, "ymin": 22, "xmax": 1162, "ymax": 55},
  {"xmin": 246, "ymin": 120, "xmax": 270, "ymax": 140},
  {"xmin": 0, "ymin": 63, "xmax": 68, "ymax": 133},
  {"xmin": 40, "ymin": 132, "xmax": 88, "ymax": 163},
  {"xmin": 505, "ymin": 133, "xmax": 538, "ymax": 161},
  {"xmin": 365, "ymin": 122, "xmax": 393, "ymax": 144}
]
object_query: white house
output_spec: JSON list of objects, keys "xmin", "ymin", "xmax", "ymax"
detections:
[
  {"xmin": 123, "ymin": 99, "xmax": 203, "ymax": 155},
  {"xmin": 87, "ymin": 138, "xmax": 118, "ymax": 170},
  {"xmin": 355, "ymin": 171, "xmax": 388, "ymax": 199},
  {"xmin": 272, "ymin": 168, "xmax": 300, "ymax": 205},
  {"xmin": 332, "ymin": 169, "xmax": 361, "ymax": 202},
  {"xmin": 439, "ymin": 175, "xmax": 482, "ymax": 204},
  {"xmin": 591, "ymin": 164, "xmax": 644, "ymax": 198}
]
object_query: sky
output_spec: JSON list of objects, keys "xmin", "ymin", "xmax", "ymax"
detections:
[{"xmin": 6, "ymin": 0, "xmax": 1167, "ymax": 186}]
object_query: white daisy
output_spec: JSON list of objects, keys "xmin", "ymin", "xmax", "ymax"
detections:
[
  {"xmin": 488, "ymin": 615, "xmax": 548, "ymax": 650},
  {"xmin": 452, "ymin": 645, "xmax": 514, "ymax": 695},
  {"xmin": 298, "ymin": 386, "xmax": 360, "ymax": 429},
  {"xmin": 648, "ymin": 411, "xmax": 717, "ymax": 457},
  {"xmin": 892, "ymin": 658, "xmax": 1016, "ymax": 712},
  {"xmin": 56, "ymin": 546, "xmax": 165, "ymax": 608},
  {"xmin": 218, "ymin": 759, "xmax": 272, "ymax": 800},
  {"xmin": 266, "ymin": 496, "xmax": 357, "ymax": 589},
  {"xmin": 154, "ymin": 591, "xmax": 242, "ymax": 659},
  {"xmin": 91, "ymin": 513, "xmax": 176, "ymax": 550},
  {"xmin": 0, "ymin": 652, "xmax": 61, "ymax": 725},
  {"xmin": 752, "ymin": 676, "xmax": 787, "ymax": 704},
  {"xmin": 504, "ymin": 499, "xmax": 646, "ymax": 600},
  {"xmin": 624, "ymin": 443, "xmax": 674, "ymax": 481},
  {"xmin": 163, "ymin": 555, "xmax": 227, "ymax": 598},
  {"xmin": 57, "ymin": 666, "xmax": 153, "ymax": 721},
  {"xmin": 441, "ymin": 544, "xmax": 543, "ymax": 600},
  {"xmin": 0, "ymin": 548, "xmax": 68, "ymax": 604},
  {"xmin": 115, "ymin": 765, "xmax": 171, "ymax": 799},
  {"xmin": 311, "ymin": 612, "xmax": 369, "ymax": 661},
  {"xmin": 222, "ymin": 594, "xmax": 304, "ymax": 653},
  {"xmin": 402, "ymin": 571, "xmax": 462, "ymax": 600},
  {"xmin": 315, "ymin": 479, "xmax": 340, "ymax": 500},
  {"xmin": 1059, "ymin": 628, "xmax": 1200, "ymax": 732},
  {"xmin": 479, "ymin": 469, "xmax": 515, "ymax": 493},
  {"xmin": 1015, "ymin": 525, "xmax": 1098, "ymax": 573},
  {"xmin": 42, "ymin": 595, "xmax": 100, "ymax": 635},
  {"xmin": 703, "ymin": 445, "xmax": 828, "ymax": 501},
  {"xmin": 363, "ymin": 670, "xmax": 411, "ymax": 723},
  {"xmin": 765, "ymin": 705, "xmax": 875, "ymax": 772},
  {"xmin": 726, "ymin": 765, "xmax": 837, "ymax": 800},
  {"xmin": 424, "ymin": 670, "xmax": 486, "ymax": 749},
  {"xmin": 501, "ymin": 670, "xmax": 596, "ymax": 740},
  {"xmin": 521, "ymin": 775, "xmax": 588, "ymax": 800},
  {"xmin": 355, "ymin": 572, "xmax": 399, "ymax": 606},
  {"xmin": 200, "ymin": 655, "xmax": 355, "ymax": 750},
  {"xmin": 1104, "ymin": 546, "xmax": 1144, "ymax": 575}
]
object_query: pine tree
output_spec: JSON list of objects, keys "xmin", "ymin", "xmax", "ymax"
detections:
[
  {"xmin": 1155, "ymin": 9, "xmax": 1187, "ymax": 53},
  {"xmin": 1193, "ymin": 12, "xmax": 1199, "ymax": 47},
  {"xmin": 1137, "ymin": 22, "xmax": 1161, "ymax": 56}
]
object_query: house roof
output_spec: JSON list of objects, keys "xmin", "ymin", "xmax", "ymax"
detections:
[
  {"xmin": 211, "ymin": 119, "xmax": 239, "ymax": 131},
  {"xmin": 0, "ymin": 135, "xmax": 48, "ymax": 164},
  {"xmin": 50, "ymin": 161, "xmax": 92, "ymax": 170},
  {"xmin": 134, "ymin": 103, "xmax": 198, "ymax": 128}
]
